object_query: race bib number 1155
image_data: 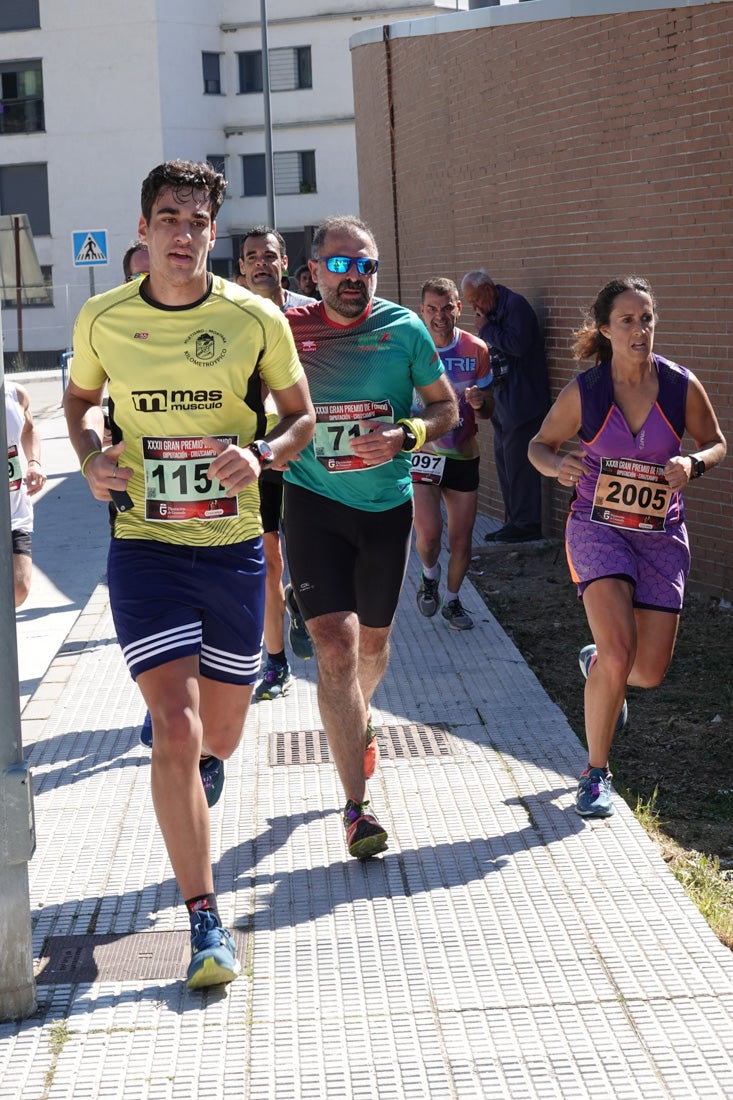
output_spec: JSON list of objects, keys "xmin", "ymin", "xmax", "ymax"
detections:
[{"xmin": 142, "ymin": 435, "xmax": 238, "ymax": 522}]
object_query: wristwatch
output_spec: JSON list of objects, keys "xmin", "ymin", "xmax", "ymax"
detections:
[
  {"xmin": 400, "ymin": 424, "xmax": 418, "ymax": 452},
  {"xmin": 249, "ymin": 439, "xmax": 275, "ymax": 467},
  {"xmin": 690, "ymin": 455, "xmax": 706, "ymax": 480}
]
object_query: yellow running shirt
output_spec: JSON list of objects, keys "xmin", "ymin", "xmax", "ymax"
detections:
[{"xmin": 70, "ymin": 275, "xmax": 303, "ymax": 546}]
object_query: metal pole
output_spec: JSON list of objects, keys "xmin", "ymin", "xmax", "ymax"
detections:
[
  {"xmin": 0, "ymin": 307, "xmax": 37, "ymax": 1020},
  {"xmin": 260, "ymin": 0, "xmax": 276, "ymax": 227},
  {"xmin": 13, "ymin": 217, "xmax": 22, "ymax": 358},
  {"xmin": 89, "ymin": 268, "xmax": 95, "ymax": 299}
]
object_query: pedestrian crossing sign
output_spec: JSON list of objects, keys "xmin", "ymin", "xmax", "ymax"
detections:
[{"xmin": 72, "ymin": 229, "xmax": 108, "ymax": 266}]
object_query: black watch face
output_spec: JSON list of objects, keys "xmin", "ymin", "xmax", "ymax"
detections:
[{"xmin": 252, "ymin": 441, "xmax": 273, "ymax": 465}]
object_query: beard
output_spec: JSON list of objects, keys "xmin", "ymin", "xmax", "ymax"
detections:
[{"xmin": 319, "ymin": 278, "xmax": 374, "ymax": 319}]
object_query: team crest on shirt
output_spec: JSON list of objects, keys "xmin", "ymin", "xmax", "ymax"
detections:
[
  {"xmin": 183, "ymin": 328, "xmax": 228, "ymax": 366},
  {"xmin": 302, "ymin": 340, "xmax": 317, "ymax": 352},
  {"xmin": 134, "ymin": 332, "xmax": 149, "ymax": 340}
]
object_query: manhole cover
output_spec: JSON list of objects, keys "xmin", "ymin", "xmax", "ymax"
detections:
[
  {"xmin": 270, "ymin": 722, "xmax": 453, "ymax": 766},
  {"xmin": 35, "ymin": 929, "xmax": 249, "ymax": 984}
]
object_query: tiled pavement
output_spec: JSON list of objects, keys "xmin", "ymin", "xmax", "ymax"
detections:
[{"xmin": 2, "ymin": 385, "xmax": 732, "ymax": 1099}]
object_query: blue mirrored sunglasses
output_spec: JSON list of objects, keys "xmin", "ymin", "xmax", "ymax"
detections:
[{"xmin": 318, "ymin": 256, "xmax": 379, "ymax": 276}]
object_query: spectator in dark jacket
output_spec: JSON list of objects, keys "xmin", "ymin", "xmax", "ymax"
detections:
[{"xmin": 461, "ymin": 270, "xmax": 550, "ymax": 541}]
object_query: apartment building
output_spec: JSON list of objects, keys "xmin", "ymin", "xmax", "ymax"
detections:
[{"xmin": 0, "ymin": 0, "xmax": 467, "ymax": 366}]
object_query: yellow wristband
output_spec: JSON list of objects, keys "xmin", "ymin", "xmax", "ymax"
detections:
[
  {"xmin": 80, "ymin": 449, "xmax": 102, "ymax": 478},
  {"xmin": 398, "ymin": 417, "xmax": 427, "ymax": 451}
]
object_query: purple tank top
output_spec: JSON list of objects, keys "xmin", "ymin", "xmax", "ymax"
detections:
[{"xmin": 572, "ymin": 355, "xmax": 688, "ymax": 526}]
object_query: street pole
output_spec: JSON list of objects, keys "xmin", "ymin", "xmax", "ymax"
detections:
[
  {"xmin": 260, "ymin": 0, "xmax": 276, "ymax": 227},
  {"xmin": 0, "ymin": 309, "xmax": 37, "ymax": 1020},
  {"xmin": 13, "ymin": 217, "xmax": 23, "ymax": 359}
]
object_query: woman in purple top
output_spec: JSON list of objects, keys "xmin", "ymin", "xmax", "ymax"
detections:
[{"xmin": 529, "ymin": 277, "xmax": 726, "ymax": 818}]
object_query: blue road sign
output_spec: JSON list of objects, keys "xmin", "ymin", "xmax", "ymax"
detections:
[{"xmin": 72, "ymin": 229, "xmax": 108, "ymax": 266}]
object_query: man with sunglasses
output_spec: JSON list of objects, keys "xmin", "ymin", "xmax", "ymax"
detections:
[{"xmin": 283, "ymin": 215, "xmax": 458, "ymax": 860}]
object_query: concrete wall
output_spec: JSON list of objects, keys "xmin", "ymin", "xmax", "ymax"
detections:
[{"xmin": 351, "ymin": 0, "xmax": 733, "ymax": 596}]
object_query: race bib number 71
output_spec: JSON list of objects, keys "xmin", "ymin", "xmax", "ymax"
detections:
[{"xmin": 314, "ymin": 399, "xmax": 394, "ymax": 472}]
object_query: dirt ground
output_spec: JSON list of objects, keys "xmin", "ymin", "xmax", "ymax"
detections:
[{"xmin": 471, "ymin": 540, "xmax": 733, "ymax": 866}]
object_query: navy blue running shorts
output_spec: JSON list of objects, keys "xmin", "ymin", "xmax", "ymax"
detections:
[
  {"xmin": 283, "ymin": 483, "xmax": 413, "ymax": 628},
  {"xmin": 107, "ymin": 537, "xmax": 266, "ymax": 683}
]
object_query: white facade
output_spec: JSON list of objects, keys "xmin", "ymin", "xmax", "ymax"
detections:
[{"xmin": 0, "ymin": 0, "xmax": 467, "ymax": 361}]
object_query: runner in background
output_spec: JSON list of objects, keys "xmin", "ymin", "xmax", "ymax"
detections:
[{"xmin": 413, "ymin": 277, "xmax": 493, "ymax": 630}]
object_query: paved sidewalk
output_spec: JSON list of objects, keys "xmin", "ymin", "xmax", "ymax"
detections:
[{"xmin": 2, "ymin": 386, "xmax": 733, "ymax": 1099}]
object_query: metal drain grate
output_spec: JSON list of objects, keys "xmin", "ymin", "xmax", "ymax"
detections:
[
  {"xmin": 270, "ymin": 722, "xmax": 453, "ymax": 766},
  {"xmin": 35, "ymin": 929, "xmax": 250, "ymax": 984}
]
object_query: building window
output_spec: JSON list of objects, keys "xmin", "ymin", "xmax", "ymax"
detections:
[
  {"xmin": 241, "ymin": 152, "xmax": 317, "ymax": 197},
  {"xmin": 202, "ymin": 52, "xmax": 222, "ymax": 95},
  {"xmin": 0, "ymin": 163, "xmax": 50, "ymax": 236},
  {"xmin": 0, "ymin": 60, "xmax": 44, "ymax": 135},
  {"xmin": 237, "ymin": 46, "xmax": 312, "ymax": 94},
  {"xmin": 275, "ymin": 150, "xmax": 316, "ymax": 195},
  {"xmin": 238, "ymin": 51, "xmax": 262, "ymax": 95},
  {"xmin": 242, "ymin": 154, "xmax": 266, "ymax": 197},
  {"xmin": 0, "ymin": 1, "xmax": 40, "ymax": 32}
]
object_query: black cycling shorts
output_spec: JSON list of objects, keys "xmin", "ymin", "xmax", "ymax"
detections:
[
  {"xmin": 12, "ymin": 529, "xmax": 32, "ymax": 557},
  {"xmin": 283, "ymin": 482, "xmax": 413, "ymax": 628},
  {"xmin": 258, "ymin": 470, "xmax": 284, "ymax": 535}
]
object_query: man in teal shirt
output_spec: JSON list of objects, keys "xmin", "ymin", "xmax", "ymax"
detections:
[{"xmin": 284, "ymin": 215, "xmax": 457, "ymax": 860}]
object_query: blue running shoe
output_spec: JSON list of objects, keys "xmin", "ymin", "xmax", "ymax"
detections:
[
  {"xmin": 254, "ymin": 657, "xmax": 291, "ymax": 701},
  {"xmin": 578, "ymin": 643, "xmax": 628, "ymax": 731},
  {"xmin": 140, "ymin": 710, "xmax": 153, "ymax": 748},
  {"xmin": 285, "ymin": 584, "xmax": 313, "ymax": 660},
  {"xmin": 575, "ymin": 767, "xmax": 615, "ymax": 817},
  {"xmin": 186, "ymin": 910, "xmax": 241, "ymax": 990},
  {"xmin": 199, "ymin": 755, "xmax": 224, "ymax": 808}
]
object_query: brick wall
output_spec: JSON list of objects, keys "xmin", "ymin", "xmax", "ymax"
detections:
[{"xmin": 352, "ymin": 3, "xmax": 733, "ymax": 597}]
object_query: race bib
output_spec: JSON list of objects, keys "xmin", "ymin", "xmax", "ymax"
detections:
[
  {"xmin": 142, "ymin": 436, "xmax": 239, "ymax": 522},
  {"xmin": 313, "ymin": 399, "xmax": 394, "ymax": 472},
  {"xmin": 411, "ymin": 450, "xmax": 445, "ymax": 485},
  {"xmin": 7, "ymin": 445, "xmax": 21, "ymax": 492},
  {"xmin": 591, "ymin": 458, "xmax": 671, "ymax": 532}
]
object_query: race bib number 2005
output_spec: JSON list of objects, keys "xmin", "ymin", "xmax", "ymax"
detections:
[
  {"xmin": 313, "ymin": 400, "xmax": 394, "ymax": 472},
  {"xmin": 591, "ymin": 457, "xmax": 672, "ymax": 532},
  {"xmin": 142, "ymin": 436, "xmax": 238, "ymax": 522}
]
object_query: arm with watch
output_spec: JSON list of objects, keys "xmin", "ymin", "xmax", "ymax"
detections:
[
  {"xmin": 662, "ymin": 371, "xmax": 726, "ymax": 493},
  {"xmin": 397, "ymin": 374, "xmax": 459, "ymax": 454},
  {"xmin": 345, "ymin": 375, "xmax": 458, "ymax": 468},
  {"xmin": 207, "ymin": 377, "xmax": 315, "ymax": 493}
]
